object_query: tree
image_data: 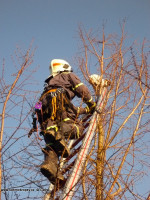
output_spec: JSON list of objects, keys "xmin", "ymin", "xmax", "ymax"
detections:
[
  {"xmin": 0, "ymin": 45, "xmax": 42, "ymax": 200},
  {"xmin": 70, "ymin": 25, "xmax": 150, "ymax": 200}
]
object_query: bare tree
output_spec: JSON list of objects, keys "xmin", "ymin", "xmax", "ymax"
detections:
[
  {"xmin": 0, "ymin": 45, "xmax": 45, "ymax": 200},
  {"xmin": 68, "ymin": 25, "xmax": 150, "ymax": 200}
]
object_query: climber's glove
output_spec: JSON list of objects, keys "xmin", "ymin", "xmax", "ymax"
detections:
[
  {"xmin": 75, "ymin": 101, "xmax": 97, "ymax": 115},
  {"xmin": 85, "ymin": 102, "xmax": 96, "ymax": 114}
]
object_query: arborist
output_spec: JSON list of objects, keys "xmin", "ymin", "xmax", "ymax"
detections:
[{"xmin": 29, "ymin": 59, "xmax": 96, "ymax": 185}]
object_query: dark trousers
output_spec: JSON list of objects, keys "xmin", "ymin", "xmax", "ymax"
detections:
[{"xmin": 46, "ymin": 118, "xmax": 84, "ymax": 140}]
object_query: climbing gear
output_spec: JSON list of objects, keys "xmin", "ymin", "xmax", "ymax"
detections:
[
  {"xmin": 50, "ymin": 59, "xmax": 72, "ymax": 77},
  {"xmin": 41, "ymin": 87, "xmax": 67, "ymax": 121},
  {"xmin": 34, "ymin": 88, "xmax": 68, "ymax": 126},
  {"xmin": 37, "ymin": 86, "xmax": 88, "ymax": 124},
  {"xmin": 29, "ymin": 87, "xmax": 68, "ymax": 139}
]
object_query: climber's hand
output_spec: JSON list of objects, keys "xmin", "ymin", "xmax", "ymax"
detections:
[
  {"xmin": 76, "ymin": 102, "xmax": 97, "ymax": 115},
  {"xmin": 85, "ymin": 102, "xmax": 96, "ymax": 114}
]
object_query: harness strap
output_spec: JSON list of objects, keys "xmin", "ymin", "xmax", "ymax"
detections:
[
  {"xmin": 40, "ymin": 88, "xmax": 57, "ymax": 101},
  {"xmin": 40, "ymin": 88, "xmax": 67, "ymax": 121},
  {"xmin": 51, "ymin": 96, "xmax": 57, "ymax": 120}
]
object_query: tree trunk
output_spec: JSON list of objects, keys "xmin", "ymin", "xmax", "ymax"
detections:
[{"xmin": 96, "ymin": 117, "xmax": 105, "ymax": 200}]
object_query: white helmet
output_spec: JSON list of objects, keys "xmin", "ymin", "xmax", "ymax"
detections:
[{"xmin": 50, "ymin": 59, "xmax": 72, "ymax": 76}]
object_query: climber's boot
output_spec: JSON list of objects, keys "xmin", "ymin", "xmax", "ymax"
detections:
[
  {"xmin": 40, "ymin": 150, "xmax": 64, "ymax": 185},
  {"xmin": 44, "ymin": 130, "xmax": 70, "ymax": 158}
]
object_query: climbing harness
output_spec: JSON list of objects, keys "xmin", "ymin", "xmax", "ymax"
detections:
[{"xmin": 36, "ymin": 87, "xmax": 67, "ymax": 122}]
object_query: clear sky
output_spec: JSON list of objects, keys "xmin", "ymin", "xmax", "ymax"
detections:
[
  {"xmin": 0, "ymin": 0, "xmax": 150, "ymax": 198},
  {"xmin": 0, "ymin": 0, "xmax": 150, "ymax": 91}
]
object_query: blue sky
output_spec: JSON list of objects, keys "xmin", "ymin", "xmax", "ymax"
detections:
[
  {"xmin": 0, "ymin": 0, "xmax": 150, "ymax": 91},
  {"xmin": 0, "ymin": 0, "xmax": 150, "ymax": 198}
]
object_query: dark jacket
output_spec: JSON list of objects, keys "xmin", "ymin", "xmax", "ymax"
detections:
[
  {"xmin": 45, "ymin": 72, "xmax": 94, "ymax": 103},
  {"xmin": 39, "ymin": 72, "xmax": 95, "ymax": 125}
]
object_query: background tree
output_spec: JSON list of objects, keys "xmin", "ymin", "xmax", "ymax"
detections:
[{"xmin": 0, "ymin": 45, "xmax": 46, "ymax": 200}]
